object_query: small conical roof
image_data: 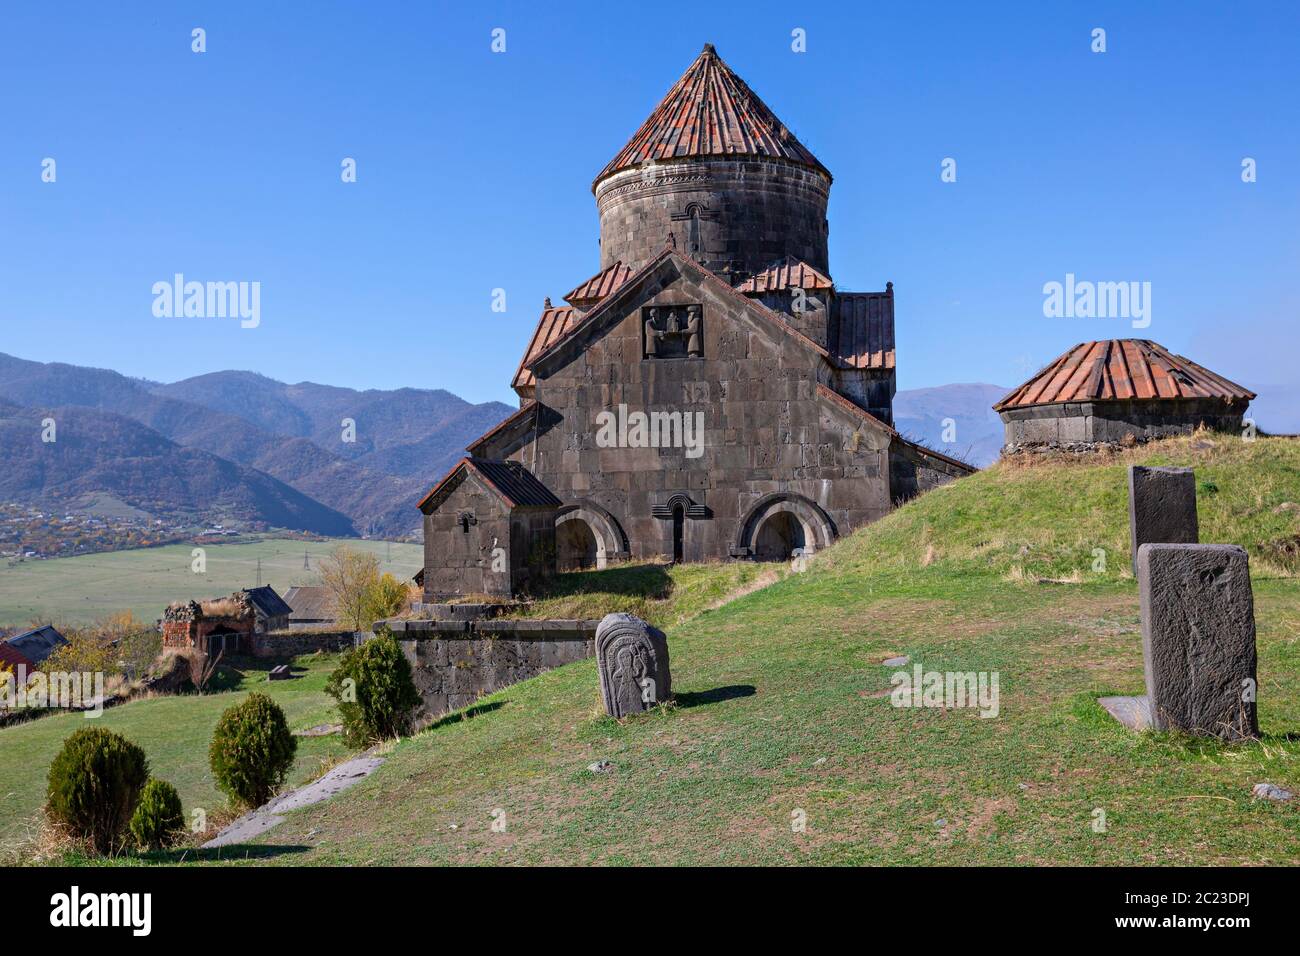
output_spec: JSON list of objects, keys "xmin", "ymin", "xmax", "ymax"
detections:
[{"xmin": 594, "ymin": 43, "xmax": 830, "ymax": 187}]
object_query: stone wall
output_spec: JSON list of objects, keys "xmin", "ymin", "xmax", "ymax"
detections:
[
  {"xmin": 1000, "ymin": 398, "xmax": 1248, "ymax": 453},
  {"xmin": 594, "ymin": 158, "xmax": 831, "ymax": 279},
  {"xmin": 386, "ymin": 618, "xmax": 596, "ymax": 721},
  {"xmin": 493, "ymin": 254, "xmax": 898, "ymax": 564},
  {"xmin": 249, "ymin": 629, "xmax": 360, "ymax": 659}
]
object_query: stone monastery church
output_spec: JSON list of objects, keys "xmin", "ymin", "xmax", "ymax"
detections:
[{"xmin": 418, "ymin": 44, "xmax": 973, "ymax": 602}]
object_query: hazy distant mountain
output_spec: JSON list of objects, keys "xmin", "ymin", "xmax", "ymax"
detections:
[
  {"xmin": 893, "ymin": 383, "xmax": 1010, "ymax": 468},
  {"xmin": 0, "ymin": 353, "xmax": 507, "ymax": 536},
  {"xmin": 154, "ymin": 371, "xmax": 513, "ymax": 479},
  {"xmin": 0, "ymin": 401, "xmax": 355, "ymax": 534}
]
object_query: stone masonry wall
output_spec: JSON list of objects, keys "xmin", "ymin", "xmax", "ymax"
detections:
[
  {"xmin": 594, "ymin": 158, "xmax": 831, "ymax": 279},
  {"xmin": 1000, "ymin": 399, "xmax": 1248, "ymax": 453},
  {"xmin": 513, "ymin": 256, "xmax": 894, "ymax": 562},
  {"xmin": 387, "ymin": 619, "xmax": 596, "ymax": 722}
]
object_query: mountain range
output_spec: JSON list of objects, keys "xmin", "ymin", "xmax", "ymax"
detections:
[
  {"xmin": 0, "ymin": 353, "xmax": 513, "ymax": 537},
  {"xmin": 0, "ymin": 351, "xmax": 1291, "ymax": 535}
]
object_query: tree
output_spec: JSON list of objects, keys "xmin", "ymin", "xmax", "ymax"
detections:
[
  {"xmin": 319, "ymin": 545, "xmax": 382, "ymax": 631},
  {"xmin": 363, "ymin": 572, "xmax": 410, "ymax": 624}
]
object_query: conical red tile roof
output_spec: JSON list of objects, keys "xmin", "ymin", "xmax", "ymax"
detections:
[
  {"xmin": 994, "ymin": 340, "xmax": 1255, "ymax": 412},
  {"xmin": 594, "ymin": 44, "xmax": 830, "ymax": 187}
]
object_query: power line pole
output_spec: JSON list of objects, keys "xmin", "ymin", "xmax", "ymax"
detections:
[
  {"xmin": 303, "ymin": 548, "xmax": 310, "ymax": 570},
  {"xmin": 256, "ymin": 557, "xmax": 262, "ymax": 588}
]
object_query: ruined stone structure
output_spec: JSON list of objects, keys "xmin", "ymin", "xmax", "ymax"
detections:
[
  {"xmin": 995, "ymin": 339, "xmax": 1255, "ymax": 455},
  {"xmin": 419, "ymin": 45, "xmax": 973, "ymax": 599},
  {"xmin": 162, "ymin": 586, "xmax": 292, "ymax": 655}
]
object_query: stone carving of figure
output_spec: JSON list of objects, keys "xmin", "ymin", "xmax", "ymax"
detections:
[
  {"xmin": 685, "ymin": 305, "xmax": 702, "ymax": 357},
  {"xmin": 644, "ymin": 308, "xmax": 660, "ymax": 357},
  {"xmin": 596, "ymin": 612, "xmax": 671, "ymax": 717}
]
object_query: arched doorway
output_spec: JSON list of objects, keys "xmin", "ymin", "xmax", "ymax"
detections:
[
  {"xmin": 734, "ymin": 493, "xmax": 836, "ymax": 562},
  {"xmin": 557, "ymin": 515, "xmax": 598, "ymax": 571},
  {"xmin": 556, "ymin": 503, "xmax": 629, "ymax": 570},
  {"xmin": 753, "ymin": 510, "xmax": 806, "ymax": 561}
]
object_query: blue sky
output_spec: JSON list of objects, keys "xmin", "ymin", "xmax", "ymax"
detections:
[{"xmin": 1, "ymin": 1, "xmax": 1296, "ymax": 406}]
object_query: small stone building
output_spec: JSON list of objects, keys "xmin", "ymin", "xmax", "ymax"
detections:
[
  {"xmin": 161, "ymin": 586, "xmax": 292, "ymax": 655},
  {"xmin": 417, "ymin": 457, "xmax": 561, "ymax": 601},
  {"xmin": 995, "ymin": 339, "xmax": 1255, "ymax": 454}
]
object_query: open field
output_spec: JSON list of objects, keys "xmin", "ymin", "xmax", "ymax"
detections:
[
  {"xmin": 0, "ymin": 537, "xmax": 422, "ymax": 627},
  {"xmin": 0, "ymin": 654, "xmax": 348, "ymax": 849}
]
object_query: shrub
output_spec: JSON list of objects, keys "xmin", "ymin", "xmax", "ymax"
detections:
[
  {"xmin": 209, "ymin": 692, "xmax": 297, "ymax": 809},
  {"xmin": 46, "ymin": 727, "xmax": 149, "ymax": 855},
  {"xmin": 129, "ymin": 779, "xmax": 185, "ymax": 851},
  {"xmin": 326, "ymin": 629, "xmax": 421, "ymax": 746}
]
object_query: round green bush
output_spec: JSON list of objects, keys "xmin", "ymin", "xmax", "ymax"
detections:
[
  {"xmin": 46, "ymin": 727, "xmax": 149, "ymax": 855},
  {"xmin": 325, "ymin": 630, "xmax": 421, "ymax": 747},
  {"xmin": 208, "ymin": 692, "xmax": 297, "ymax": 809},
  {"xmin": 129, "ymin": 778, "xmax": 185, "ymax": 851}
]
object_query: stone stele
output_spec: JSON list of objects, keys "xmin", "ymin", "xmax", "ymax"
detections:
[
  {"xmin": 1138, "ymin": 543, "xmax": 1258, "ymax": 740},
  {"xmin": 596, "ymin": 612, "xmax": 671, "ymax": 718},
  {"xmin": 1128, "ymin": 465, "xmax": 1199, "ymax": 574}
]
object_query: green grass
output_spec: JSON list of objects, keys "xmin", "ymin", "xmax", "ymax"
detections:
[
  {"xmin": 217, "ymin": 435, "xmax": 1299, "ymax": 865},
  {"xmin": 0, "ymin": 654, "xmax": 348, "ymax": 850},
  {"xmin": 507, "ymin": 560, "xmax": 785, "ymax": 629},
  {"xmin": 16, "ymin": 435, "xmax": 1300, "ymax": 865},
  {"xmin": 0, "ymin": 537, "xmax": 422, "ymax": 627}
]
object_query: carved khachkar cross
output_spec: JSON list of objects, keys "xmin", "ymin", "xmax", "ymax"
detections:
[
  {"xmin": 643, "ymin": 305, "xmax": 702, "ymax": 359},
  {"xmin": 596, "ymin": 613, "xmax": 672, "ymax": 717}
]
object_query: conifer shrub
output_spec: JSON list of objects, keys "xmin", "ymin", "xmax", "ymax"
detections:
[
  {"xmin": 46, "ymin": 727, "xmax": 149, "ymax": 855},
  {"xmin": 129, "ymin": 778, "xmax": 185, "ymax": 851},
  {"xmin": 209, "ymin": 692, "xmax": 296, "ymax": 808},
  {"xmin": 325, "ymin": 629, "xmax": 421, "ymax": 746}
]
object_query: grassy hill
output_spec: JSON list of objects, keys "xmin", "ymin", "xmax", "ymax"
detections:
[
  {"xmin": 232, "ymin": 435, "xmax": 1297, "ymax": 866},
  {"xmin": 9, "ymin": 435, "xmax": 1300, "ymax": 865},
  {"xmin": 0, "ymin": 537, "xmax": 422, "ymax": 627}
]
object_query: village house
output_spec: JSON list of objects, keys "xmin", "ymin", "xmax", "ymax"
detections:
[{"xmin": 417, "ymin": 44, "xmax": 974, "ymax": 601}]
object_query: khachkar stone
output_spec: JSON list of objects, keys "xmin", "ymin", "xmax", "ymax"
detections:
[
  {"xmin": 1128, "ymin": 465, "xmax": 1199, "ymax": 573},
  {"xmin": 1138, "ymin": 543, "xmax": 1259, "ymax": 740},
  {"xmin": 596, "ymin": 613, "xmax": 671, "ymax": 717}
]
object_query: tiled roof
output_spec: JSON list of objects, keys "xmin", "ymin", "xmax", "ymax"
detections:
[
  {"xmin": 243, "ymin": 585, "xmax": 292, "ymax": 620},
  {"xmin": 564, "ymin": 262, "xmax": 634, "ymax": 306},
  {"xmin": 5, "ymin": 624, "xmax": 67, "ymax": 666},
  {"xmin": 595, "ymin": 43, "xmax": 830, "ymax": 187},
  {"xmin": 418, "ymin": 458, "xmax": 561, "ymax": 514},
  {"xmin": 283, "ymin": 586, "xmax": 335, "ymax": 623},
  {"xmin": 735, "ymin": 256, "xmax": 833, "ymax": 294},
  {"xmin": 994, "ymin": 340, "xmax": 1257, "ymax": 412},
  {"xmin": 512, "ymin": 304, "xmax": 581, "ymax": 392},
  {"xmin": 831, "ymin": 290, "xmax": 895, "ymax": 369}
]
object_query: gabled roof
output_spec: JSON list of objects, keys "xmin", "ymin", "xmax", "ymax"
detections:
[
  {"xmin": 994, "ymin": 340, "xmax": 1257, "ymax": 412},
  {"xmin": 512, "ymin": 304, "xmax": 581, "ymax": 392},
  {"xmin": 831, "ymin": 289, "xmax": 895, "ymax": 370},
  {"xmin": 242, "ymin": 585, "xmax": 292, "ymax": 620},
  {"xmin": 525, "ymin": 246, "xmax": 833, "ymax": 383},
  {"xmin": 418, "ymin": 458, "xmax": 561, "ymax": 514},
  {"xmin": 283, "ymin": 585, "xmax": 335, "ymax": 623},
  {"xmin": 5, "ymin": 624, "xmax": 67, "ymax": 665},
  {"xmin": 594, "ymin": 43, "xmax": 830, "ymax": 188},
  {"xmin": 816, "ymin": 385, "xmax": 976, "ymax": 473},
  {"xmin": 564, "ymin": 261, "xmax": 634, "ymax": 307},
  {"xmin": 734, "ymin": 256, "xmax": 834, "ymax": 294}
]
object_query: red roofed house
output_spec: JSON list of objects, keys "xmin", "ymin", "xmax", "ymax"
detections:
[
  {"xmin": 418, "ymin": 45, "xmax": 975, "ymax": 599},
  {"xmin": 994, "ymin": 339, "xmax": 1256, "ymax": 454}
]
